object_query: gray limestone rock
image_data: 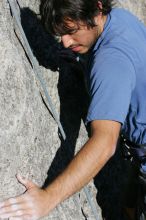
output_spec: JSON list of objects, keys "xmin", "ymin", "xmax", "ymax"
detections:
[
  {"xmin": 0, "ymin": 0, "xmax": 101, "ymax": 219},
  {"xmin": 0, "ymin": 0, "xmax": 146, "ymax": 220}
]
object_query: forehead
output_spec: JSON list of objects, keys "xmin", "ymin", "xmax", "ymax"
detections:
[
  {"xmin": 54, "ymin": 17, "xmax": 89, "ymax": 36},
  {"xmin": 64, "ymin": 19, "xmax": 85, "ymax": 29}
]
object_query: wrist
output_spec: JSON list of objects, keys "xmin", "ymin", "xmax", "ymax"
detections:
[{"xmin": 44, "ymin": 182, "xmax": 62, "ymax": 211}]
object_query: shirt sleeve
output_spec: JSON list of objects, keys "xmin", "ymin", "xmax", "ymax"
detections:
[{"xmin": 86, "ymin": 48, "xmax": 136, "ymax": 125}]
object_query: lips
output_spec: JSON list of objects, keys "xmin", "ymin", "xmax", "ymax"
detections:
[{"xmin": 70, "ymin": 45, "xmax": 81, "ymax": 52}]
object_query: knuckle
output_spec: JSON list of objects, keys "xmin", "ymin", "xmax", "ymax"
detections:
[
  {"xmin": 9, "ymin": 198, "xmax": 17, "ymax": 204},
  {"xmin": 11, "ymin": 204, "xmax": 19, "ymax": 211},
  {"xmin": 16, "ymin": 210, "xmax": 23, "ymax": 216},
  {"xmin": 31, "ymin": 214, "xmax": 38, "ymax": 220},
  {"xmin": 1, "ymin": 207, "xmax": 6, "ymax": 212}
]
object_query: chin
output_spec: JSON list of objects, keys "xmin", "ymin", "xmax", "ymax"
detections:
[{"xmin": 78, "ymin": 48, "xmax": 89, "ymax": 54}]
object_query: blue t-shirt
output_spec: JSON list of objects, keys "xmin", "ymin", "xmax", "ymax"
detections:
[{"xmin": 86, "ymin": 8, "xmax": 146, "ymax": 145}]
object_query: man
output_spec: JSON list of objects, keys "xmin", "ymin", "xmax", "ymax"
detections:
[{"xmin": 0, "ymin": 0, "xmax": 146, "ymax": 220}]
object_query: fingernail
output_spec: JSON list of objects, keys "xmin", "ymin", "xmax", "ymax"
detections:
[
  {"xmin": 16, "ymin": 174, "xmax": 26, "ymax": 182},
  {"xmin": 17, "ymin": 173, "xmax": 24, "ymax": 178}
]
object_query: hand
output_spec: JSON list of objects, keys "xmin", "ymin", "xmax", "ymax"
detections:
[{"xmin": 0, "ymin": 174, "xmax": 50, "ymax": 220}]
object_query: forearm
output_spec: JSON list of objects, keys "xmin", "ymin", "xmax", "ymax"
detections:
[{"xmin": 45, "ymin": 134, "xmax": 116, "ymax": 211}]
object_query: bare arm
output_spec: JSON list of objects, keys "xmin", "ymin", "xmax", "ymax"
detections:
[
  {"xmin": 0, "ymin": 120, "xmax": 121, "ymax": 220},
  {"xmin": 47, "ymin": 120, "xmax": 121, "ymax": 206}
]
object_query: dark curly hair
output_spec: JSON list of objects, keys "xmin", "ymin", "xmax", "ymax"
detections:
[{"xmin": 40, "ymin": 0, "xmax": 113, "ymax": 35}]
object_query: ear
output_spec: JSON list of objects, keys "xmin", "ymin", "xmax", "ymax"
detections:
[
  {"xmin": 97, "ymin": 1, "xmax": 103, "ymax": 11},
  {"xmin": 94, "ymin": 1, "xmax": 104, "ymax": 25}
]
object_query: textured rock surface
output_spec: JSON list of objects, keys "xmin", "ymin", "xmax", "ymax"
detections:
[
  {"xmin": 0, "ymin": 0, "xmax": 146, "ymax": 220},
  {"xmin": 0, "ymin": 0, "xmax": 100, "ymax": 219}
]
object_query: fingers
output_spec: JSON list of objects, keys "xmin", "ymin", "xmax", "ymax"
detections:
[
  {"xmin": 0, "ymin": 203, "xmax": 22, "ymax": 213},
  {"xmin": 10, "ymin": 215, "xmax": 37, "ymax": 220},
  {"xmin": 0, "ymin": 204, "xmax": 33, "ymax": 219},
  {"xmin": 0, "ymin": 202, "xmax": 23, "ymax": 219},
  {"xmin": 0, "ymin": 195, "xmax": 31, "ymax": 219},
  {"xmin": 0, "ymin": 210, "xmax": 23, "ymax": 219},
  {"xmin": 0, "ymin": 195, "xmax": 24, "ymax": 208},
  {"xmin": 0, "ymin": 180, "xmax": 44, "ymax": 220},
  {"xmin": 10, "ymin": 217, "xmax": 27, "ymax": 220},
  {"xmin": 10, "ymin": 217, "xmax": 23, "ymax": 220},
  {"xmin": 16, "ymin": 174, "xmax": 36, "ymax": 190}
]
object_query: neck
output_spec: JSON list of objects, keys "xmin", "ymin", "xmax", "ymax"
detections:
[{"xmin": 98, "ymin": 15, "xmax": 107, "ymax": 36}]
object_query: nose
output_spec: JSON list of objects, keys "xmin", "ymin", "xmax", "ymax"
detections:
[{"xmin": 61, "ymin": 34, "xmax": 73, "ymax": 48}]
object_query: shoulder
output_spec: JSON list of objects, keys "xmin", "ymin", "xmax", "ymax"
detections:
[
  {"xmin": 86, "ymin": 48, "xmax": 136, "ymax": 124},
  {"xmin": 110, "ymin": 8, "xmax": 139, "ymax": 21},
  {"xmin": 90, "ymin": 47, "xmax": 136, "ymax": 89}
]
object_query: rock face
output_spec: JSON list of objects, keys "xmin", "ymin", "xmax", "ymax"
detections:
[
  {"xmin": 0, "ymin": 0, "xmax": 146, "ymax": 220},
  {"xmin": 0, "ymin": 0, "xmax": 99, "ymax": 219}
]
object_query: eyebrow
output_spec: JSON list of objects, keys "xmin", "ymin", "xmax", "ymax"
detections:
[{"xmin": 54, "ymin": 26, "xmax": 79, "ymax": 36}]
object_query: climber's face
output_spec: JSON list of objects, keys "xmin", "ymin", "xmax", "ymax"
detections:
[{"xmin": 56, "ymin": 14, "xmax": 106, "ymax": 54}]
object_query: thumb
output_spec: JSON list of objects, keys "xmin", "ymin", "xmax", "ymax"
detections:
[{"xmin": 16, "ymin": 174, "xmax": 36, "ymax": 190}]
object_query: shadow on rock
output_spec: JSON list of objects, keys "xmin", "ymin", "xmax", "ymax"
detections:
[
  {"xmin": 43, "ymin": 57, "xmax": 89, "ymax": 185},
  {"xmin": 20, "ymin": 6, "xmax": 59, "ymax": 71},
  {"xmin": 19, "ymin": 6, "xmax": 89, "ymax": 185}
]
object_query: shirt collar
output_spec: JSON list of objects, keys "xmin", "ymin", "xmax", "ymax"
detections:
[{"xmin": 92, "ymin": 13, "xmax": 111, "ymax": 52}]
